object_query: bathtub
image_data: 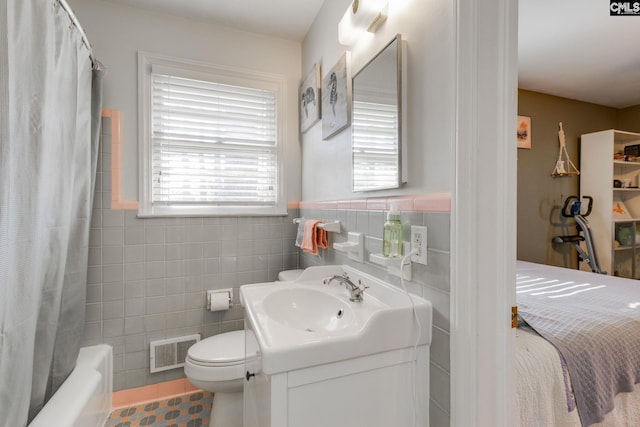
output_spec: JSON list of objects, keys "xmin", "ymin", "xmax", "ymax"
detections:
[{"xmin": 29, "ymin": 344, "xmax": 113, "ymax": 427}]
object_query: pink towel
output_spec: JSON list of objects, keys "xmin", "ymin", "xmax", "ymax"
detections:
[{"xmin": 300, "ymin": 220, "xmax": 328, "ymax": 255}]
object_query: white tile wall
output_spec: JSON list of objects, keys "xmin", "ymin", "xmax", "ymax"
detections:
[
  {"xmin": 299, "ymin": 207, "xmax": 451, "ymax": 426},
  {"xmin": 83, "ymin": 118, "xmax": 299, "ymax": 391},
  {"xmin": 89, "ymin": 118, "xmax": 450, "ymax": 424}
]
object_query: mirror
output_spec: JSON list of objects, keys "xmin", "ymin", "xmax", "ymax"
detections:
[{"xmin": 352, "ymin": 34, "xmax": 404, "ymax": 192}]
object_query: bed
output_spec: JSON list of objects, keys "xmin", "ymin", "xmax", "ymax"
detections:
[{"xmin": 516, "ymin": 261, "xmax": 640, "ymax": 427}]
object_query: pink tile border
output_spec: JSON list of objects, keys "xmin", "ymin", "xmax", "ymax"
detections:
[
  {"xmin": 295, "ymin": 193, "xmax": 451, "ymax": 213},
  {"xmin": 102, "ymin": 109, "xmax": 139, "ymax": 211},
  {"xmin": 412, "ymin": 193, "xmax": 451, "ymax": 212},
  {"xmin": 112, "ymin": 378, "xmax": 201, "ymax": 409}
]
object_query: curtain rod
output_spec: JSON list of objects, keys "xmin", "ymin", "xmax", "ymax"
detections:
[{"xmin": 57, "ymin": 0, "xmax": 96, "ymax": 66}]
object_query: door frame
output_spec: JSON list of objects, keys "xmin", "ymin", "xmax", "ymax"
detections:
[{"xmin": 451, "ymin": 0, "xmax": 518, "ymax": 425}]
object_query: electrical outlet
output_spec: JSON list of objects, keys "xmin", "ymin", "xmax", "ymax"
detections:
[{"xmin": 411, "ymin": 225, "xmax": 428, "ymax": 265}]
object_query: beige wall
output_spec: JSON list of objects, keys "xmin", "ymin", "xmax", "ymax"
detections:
[
  {"xmin": 619, "ymin": 105, "xmax": 640, "ymax": 132},
  {"xmin": 517, "ymin": 89, "xmax": 640, "ymax": 268}
]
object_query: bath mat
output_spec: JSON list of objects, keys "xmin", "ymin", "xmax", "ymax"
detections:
[{"xmin": 105, "ymin": 391, "xmax": 213, "ymax": 427}]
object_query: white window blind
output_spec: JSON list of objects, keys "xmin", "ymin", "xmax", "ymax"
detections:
[
  {"xmin": 151, "ymin": 73, "xmax": 278, "ymax": 206},
  {"xmin": 352, "ymin": 100, "xmax": 399, "ymax": 192}
]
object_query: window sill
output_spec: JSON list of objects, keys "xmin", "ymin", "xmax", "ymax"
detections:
[{"xmin": 137, "ymin": 204, "xmax": 288, "ymax": 218}]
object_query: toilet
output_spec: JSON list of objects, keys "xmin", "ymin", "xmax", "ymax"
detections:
[
  {"xmin": 184, "ymin": 269, "xmax": 304, "ymax": 427},
  {"xmin": 185, "ymin": 330, "xmax": 245, "ymax": 427}
]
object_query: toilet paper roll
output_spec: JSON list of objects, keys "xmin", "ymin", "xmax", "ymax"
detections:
[{"xmin": 209, "ymin": 292, "xmax": 230, "ymax": 312}]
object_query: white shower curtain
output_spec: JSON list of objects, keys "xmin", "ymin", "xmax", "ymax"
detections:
[{"xmin": 0, "ymin": 0, "xmax": 103, "ymax": 425}]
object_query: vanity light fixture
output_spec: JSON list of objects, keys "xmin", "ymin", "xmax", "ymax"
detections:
[{"xmin": 338, "ymin": 0, "xmax": 389, "ymax": 46}]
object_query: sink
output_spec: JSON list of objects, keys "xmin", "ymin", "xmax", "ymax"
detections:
[
  {"xmin": 262, "ymin": 288, "xmax": 354, "ymax": 333},
  {"xmin": 240, "ymin": 265, "xmax": 433, "ymax": 375}
]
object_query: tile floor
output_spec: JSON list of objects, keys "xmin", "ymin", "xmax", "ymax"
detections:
[{"xmin": 105, "ymin": 391, "xmax": 213, "ymax": 427}]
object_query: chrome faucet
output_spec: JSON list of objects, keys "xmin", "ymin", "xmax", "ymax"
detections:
[{"xmin": 323, "ymin": 273, "xmax": 369, "ymax": 302}]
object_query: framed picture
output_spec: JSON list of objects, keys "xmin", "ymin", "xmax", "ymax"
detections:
[
  {"xmin": 300, "ymin": 64, "xmax": 321, "ymax": 133},
  {"xmin": 517, "ymin": 115, "xmax": 531, "ymax": 149},
  {"xmin": 322, "ymin": 52, "xmax": 352, "ymax": 140}
]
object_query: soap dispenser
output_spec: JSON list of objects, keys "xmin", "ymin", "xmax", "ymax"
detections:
[{"xmin": 383, "ymin": 202, "xmax": 403, "ymax": 258}]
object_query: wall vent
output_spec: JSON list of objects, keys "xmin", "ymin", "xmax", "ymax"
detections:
[{"xmin": 150, "ymin": 334, "xmax": 200, "ymax": 373}]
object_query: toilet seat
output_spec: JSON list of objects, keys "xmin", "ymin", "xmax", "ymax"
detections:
[{"xmin": 188, "ymin": 330, "xmax": 245, "ymax": 365}]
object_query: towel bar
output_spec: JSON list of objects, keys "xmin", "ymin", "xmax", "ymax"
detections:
[{"xmin": 293, "ymin": 218, "xmax": 341, "ymax": 233}]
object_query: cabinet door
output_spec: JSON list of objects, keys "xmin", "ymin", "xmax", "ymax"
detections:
[{"xmin": 244, "ymin": 326, "xmax": 268, "ymax": 427}]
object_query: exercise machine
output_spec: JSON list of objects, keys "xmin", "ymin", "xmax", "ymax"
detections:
[{"xmin": 552, "ymin": 195, "xmax": 605, "ymax": 274}]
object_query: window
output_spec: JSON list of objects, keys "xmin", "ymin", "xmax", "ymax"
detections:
[
  {"xmin": 138, "ymin": 52, "xmax": 286, "ymax": 216},
  {"xmin": 352, "ymin": 100, "xmax": 399, "ymax": 191}
]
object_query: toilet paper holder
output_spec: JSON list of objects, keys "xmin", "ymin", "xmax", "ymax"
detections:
[{"xmin": 206, "ymin": 288, "xmax": 233, "ymax": 311}]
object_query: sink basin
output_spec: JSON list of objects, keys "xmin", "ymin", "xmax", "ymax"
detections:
[
  {"xmin": 262, "ymin": 288, "xmax": 354, "ymax": 333},
  {"xmin": 240, "ymin": 265, "xmax": 433, "ymax": 375}
]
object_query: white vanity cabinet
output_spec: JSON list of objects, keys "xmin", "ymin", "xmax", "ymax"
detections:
[
  {"xmin": 244, "ymin": 322, "xmax": 429, "ymax": 427},
  {"xmin": 240, "ymin": 265, "xmax": 432, "ymax": 427}
]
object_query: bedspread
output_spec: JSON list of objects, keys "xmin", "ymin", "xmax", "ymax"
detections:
[
  {"xmin": 517, "ymin": 326, "xmax": 581, "ymax": 427},
  {"xmin": 516, "ymin": 261, "xmax": 640, "ymax": 426},
  {"xmin": 517, "ymin": 325, "xmax": 640, "ymax": 427}
]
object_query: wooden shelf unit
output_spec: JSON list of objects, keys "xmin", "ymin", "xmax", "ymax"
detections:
[{"xmin": 580, "ymin": 129, "xmax": 640, "ymax": 278}]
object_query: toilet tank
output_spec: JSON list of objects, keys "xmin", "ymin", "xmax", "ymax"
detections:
[{"xmin": 277, "ymin": 269, "xmax": 304, "ymax": 281}]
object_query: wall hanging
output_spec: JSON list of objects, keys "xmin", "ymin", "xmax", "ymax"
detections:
[
  {"xmin": 551, "ymin": 122, "xmax": 580, "ymax": 176},
  {"xmin": 322, "ymin": 52, "xmax": 352, "ymax": 140},
  {"xmin": 300, "ymin": 63, "xmax": 321, "ymax": 133},
  {"xmin": 517, "ymin": 115, "xmax": 531, "ymax": 149}
]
